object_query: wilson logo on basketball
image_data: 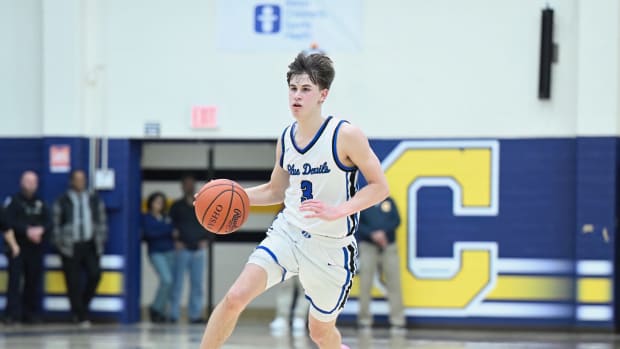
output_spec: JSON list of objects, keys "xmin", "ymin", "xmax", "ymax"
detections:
[
  {"xmin": 228, "ymin": 208, "xmax": 243, "ymax": 230},
  {"xmin": 208, "ymin": 204, "xmax": 224, "ymax": 227}
]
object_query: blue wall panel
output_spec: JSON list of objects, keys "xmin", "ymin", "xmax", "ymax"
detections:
[
  {"xmin": 575, "ymin": 138, "xmax": 616, "ymax": 261},
  {"xmin": 1, "ymin": 136, "xmax": 618, "ymax": 328},
  {"xmin": 0, "ymin": 137, "xmax": 142, "ymax": 324},
  {"xmin": 98, "ymin": 139, "xmax": 142, "ymax": 323},
  {"xmin": 345, "ymin": 138, "xmax": 617, "ymax": 329},
  {"xmin": 415, "ymin": 139, "xmax": 576, "ymax": 259}
]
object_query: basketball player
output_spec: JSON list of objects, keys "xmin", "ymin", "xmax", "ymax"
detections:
[{"xmin": 200, "ymin": 52, "xmax": 389, "ymax": 349}]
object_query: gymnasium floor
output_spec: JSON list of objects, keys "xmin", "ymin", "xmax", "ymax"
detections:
[{"xmin": 1, "ymin": 319, "xmax": 618, "ymax": 349}]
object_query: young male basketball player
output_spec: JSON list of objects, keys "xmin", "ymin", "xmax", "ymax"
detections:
[{"xmin": 199, "ymin": 53, "xmax": 389, "ymax": 349}]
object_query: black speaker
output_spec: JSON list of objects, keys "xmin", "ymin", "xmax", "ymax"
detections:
[{"xmin": 538, "ymin": 8, "xmax": 554, "ymax": 99}]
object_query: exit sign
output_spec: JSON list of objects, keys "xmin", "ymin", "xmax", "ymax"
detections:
[{"xmin": 191, "ymin": 105, "xmax": 218, "ymax": 129}]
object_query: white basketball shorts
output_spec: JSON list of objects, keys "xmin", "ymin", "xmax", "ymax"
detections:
[{"xmin": 247, "ymin": 213, "xmax": 358, "ymax": 322}]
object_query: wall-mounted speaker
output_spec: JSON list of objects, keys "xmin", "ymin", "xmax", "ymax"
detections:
[{"xmin": 538, "ymin": 8, "xmax": 554, "ymax": 100}]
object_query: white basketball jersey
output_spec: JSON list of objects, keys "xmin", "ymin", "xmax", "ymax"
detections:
[{"xmin": 280, "ymin": 116, "xmax": 359, "ymax": 238}]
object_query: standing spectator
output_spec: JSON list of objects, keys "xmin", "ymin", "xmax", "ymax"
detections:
[
  {"xmin": 142, "ymin": 191, "xmax": 175, "ymax": 323},
  {"xmin": 269, "ymin": 276, "xmax": 310, "ymax": 336},
  {"xmin": 169, "ymin": 175, "xmax": 211, "ymax": 323},
  {"xmin": 356, "ymin": 196, "xmax": 406, "ymax": 334},
  {"xmin": 51, "ymin": 169, "xmax": 107, "ymax": 326},
  {"xmin": 3, "ymin": 171, "xmax": 51, "ymax": 324}
]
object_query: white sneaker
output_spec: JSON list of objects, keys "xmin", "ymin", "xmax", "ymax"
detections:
[
  {"xmin": 269, "ymin": 317, "xmax": 289, "ymax": 336},
  {"xmin": 291, "ymin": 317, "xmax": 306, "ymax": 336}
]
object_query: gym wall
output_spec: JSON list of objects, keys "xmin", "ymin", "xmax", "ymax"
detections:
[{"xmin": 1, "ymin": 0, "xmax": 619, "ymax": 328}]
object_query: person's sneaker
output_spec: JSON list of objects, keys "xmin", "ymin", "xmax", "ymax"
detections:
[
  {"xmin": 269, "ymin": 317, "xmax": 289, "ymax": 336},
  {"xmin": 79, "ymin": 320, "xmax": 91, "ymax": 329},
  {"xmin": 291, "ymin": 317, "xmax": 306, "ymax": 336}
]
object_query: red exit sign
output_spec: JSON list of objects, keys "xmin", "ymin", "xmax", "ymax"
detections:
[{"xmin": 191, "ymin": 105, "xmax": 218, "ymax": 129}]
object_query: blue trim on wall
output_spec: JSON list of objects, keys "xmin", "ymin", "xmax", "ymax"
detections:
[
  {"xmin": 0, "ymin": 136, "xmax": 618, "ymax": 329},
  {"xmin": 96, "ymin": 139, "xmax": 142, "ymax": 323},
  {"xmin": 0, "ymin": 137, "xmax": 142, "ymax": 324}
]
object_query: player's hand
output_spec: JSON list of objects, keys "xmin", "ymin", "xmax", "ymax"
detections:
[{"xmin": 299, "ymin": 199, "xmax": 343, "ymax": 221}]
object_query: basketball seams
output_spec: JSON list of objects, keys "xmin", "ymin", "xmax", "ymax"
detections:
[
  {"xmin": 215, "ymin": 182, "xmax": 235, "ymax": 233},
  {"xmin": 194, "ymin": 179, "xmax": 249, "ymax": 234},
  {"xmin": 200, "ymin": 189, "xmax": 234, "ymax": 230},
  {"xmin": 228, "ymin": 191, "xmax": 249, "ymax": 231},
  {"xmin": 232, "ymin": 190, "xmax": 250, "ymax": 227},
  {"xmin": 196, "ymin": 183, "xmax": 235, "ymax": 199}
]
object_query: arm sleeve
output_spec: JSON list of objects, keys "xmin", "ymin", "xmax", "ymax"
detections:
[
  {"xmin": 0, "ymin": 208, "xmax": 7, "ymax": 232},
  {"xmin": 43, "ymin": 203, "xmax": 53, "ymax": 231},
  {"xmin": 41, "ymin": 203, "xmax": 53, "ymax": 240},
  {"xmin": 5, "ymin": 198, "xmax": 27, "ymax": 237},
  {"xmin": 357, "ymin": 207, "xmax": 377, "ymax": 240},
  {"xmin": 169, "ymin": 202, "xmax": 179, "ymax": 226},
  {"xmin": 384, "ymin": 198, "xmax": 401, "ymax": 231},
  {"xmin": 142, "ymin": 215, "xmax": 172, "ymax": 240},
  {"xmin": 51, "ymin": 200, "xmax": 62, "ymax": 248}
]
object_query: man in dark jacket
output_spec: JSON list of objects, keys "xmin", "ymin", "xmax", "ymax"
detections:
[
  {"xmin": 169, "ymin": 174, "xmax": 212, "ymax": 323},
  {"xmin": 356, "ymin": 196, "xmax": 406, "ymax": 334},
  {"xmin": 4, "ymin": 171, "xmax": 52, "ymax": 324},
  {"xmin": 52, "ymin": 169, "xmax": 107, "ymax": 325}
]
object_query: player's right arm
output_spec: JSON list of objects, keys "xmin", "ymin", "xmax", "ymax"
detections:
[{"xmin": 245, "ymin": 136, "xmax": 289, "ymax": 206}]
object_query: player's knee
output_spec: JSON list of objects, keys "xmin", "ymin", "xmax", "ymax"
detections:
[
  {"xmin": 308, "ymin": 320, "xmax": 335, "ymax": 345},
  {"xmin": 222, "ymin": 287, "xmax": 251, "ymax": 313}
]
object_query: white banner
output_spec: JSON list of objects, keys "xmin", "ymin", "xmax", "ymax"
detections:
[{"xmin": 216, "ymin": 0, "xmax": 362, "ymax": 52}]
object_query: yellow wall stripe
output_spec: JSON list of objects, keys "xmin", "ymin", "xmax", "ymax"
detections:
[
  {"xmin": 249, "ymin": 204, "xmax": 283, "ymax": 215},
  {"xmin": 486, "ymin": 275, "xmax": 572, "ymax": 301},
  {"xmin": 45, "ymin": 271, "xmax": 123, "ymax": 295},
  {"xmin": 142, "ymin": 200, "xmax": 281, "ymax": 215},
  {"xmin": 0, "ymin": 271, "xmax": 7, "ymax": 293},
  {"xmin": 96, "ymin": 272, "xmax": 124, "ymax": 295},
  {"xmin": 351, "ymin": 275, "xmax": 575, "ymax": 302},
  {"xmin": 45, "ymin": 271, "xmax": 67, "ymax": 294},
  {"xmin": 578, "ymin": 278, "xmax": 612, "ymax": 303}
]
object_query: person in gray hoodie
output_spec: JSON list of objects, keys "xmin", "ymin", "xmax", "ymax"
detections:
[{"xmin": 52, "ymin": 169, "xmax": 107, "ymax": 325}]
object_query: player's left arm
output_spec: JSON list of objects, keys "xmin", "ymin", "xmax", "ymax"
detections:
[{"xmin": 300, "ymin": 123, "xmax": 389, "ymax": 220}]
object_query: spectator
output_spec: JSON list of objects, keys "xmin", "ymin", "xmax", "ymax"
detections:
[
  {"xmin": 3, "ymin": 171, "xmax": 51, "ymax": 324},
  {"xmin": 356, "ymin": 196, "xmax": 406, "ymax": 334},
  {"xmin": 269, "ymin": 276, "xmax": 310, "ymax": 336},
  {"xmin": 52, "ymin": 169, "xmax": 107, "ymax": 326},
  {"xmin": 142, "ymin": 191, "xmax": 175, "ymax": 323},
  {"xmin": 169, "ymin": 175, "xmax": 212, "ymax": 323}
]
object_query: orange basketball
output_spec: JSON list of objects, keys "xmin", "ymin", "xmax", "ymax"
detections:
[{"xmin": 194, "ymin": 179, "xmax": 250, "ymax": 234}]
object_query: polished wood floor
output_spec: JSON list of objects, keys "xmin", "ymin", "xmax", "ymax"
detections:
[{"xmin": 0, "ymin": 319, "xmax": 618, "ymax": 348}]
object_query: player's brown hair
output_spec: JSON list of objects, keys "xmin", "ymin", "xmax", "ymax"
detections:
[{"xmin": 286, "ymin": 52, "xmax": 335, "ymax": 90}]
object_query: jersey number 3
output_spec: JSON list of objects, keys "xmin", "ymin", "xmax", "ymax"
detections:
[{"xmin": 300, "ymin": 180, "xmax": 314, "ymax": 202}]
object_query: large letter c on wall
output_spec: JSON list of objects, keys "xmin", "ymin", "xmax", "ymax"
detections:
[{"xmin": 382, "ymin": 140, "xmax": 500, "ymax": 315}]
